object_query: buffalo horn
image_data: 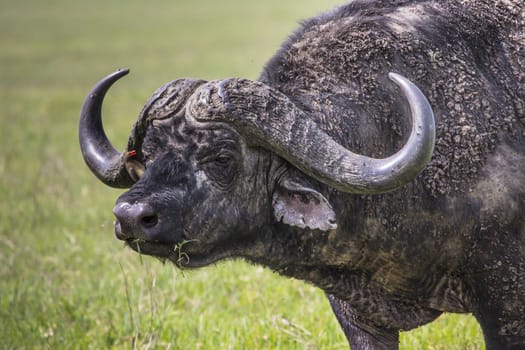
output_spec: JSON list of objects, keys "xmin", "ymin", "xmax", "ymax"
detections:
[
  {"xmin": 79, "ymin": 69, "xmax": 135, "ymax": 188},
  {"xmin": 188, "ymin": 72, "xmax": 435, "ymax": 194}
]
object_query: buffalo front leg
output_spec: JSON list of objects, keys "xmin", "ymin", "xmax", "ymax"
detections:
[
  {"xmin": 327, "ymin": 294, "xmax": 399, "ymax": 350},
  {"xmin": 468, "ymin": 228, "xmax": 525, "ymax": 349},
  {"xmin": 470, "ymin": 263, "xmax": 525, "ymax": 348}
]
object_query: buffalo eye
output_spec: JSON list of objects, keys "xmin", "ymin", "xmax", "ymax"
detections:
[
  {"xmin": 201, "ymin": 152, "xmax": 237, "ymax": 190},
  {"xmin": 214, "ymin": 154, "xmax": 232, "ymax": 166}
]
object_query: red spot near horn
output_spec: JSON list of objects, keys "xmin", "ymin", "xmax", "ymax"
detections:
[{"xmin": 128, "ymin": 150, "xmax": 137, "ymax": 157}]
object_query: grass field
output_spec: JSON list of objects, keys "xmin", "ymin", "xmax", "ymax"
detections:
[{"xmin": 0, "ymin": 0, "xmax": 485, "ymax": 348}]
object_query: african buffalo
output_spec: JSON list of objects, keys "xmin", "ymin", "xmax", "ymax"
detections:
[{"xmin": 80, "ymin": 0, "xmax": 525, "ymax": 348}]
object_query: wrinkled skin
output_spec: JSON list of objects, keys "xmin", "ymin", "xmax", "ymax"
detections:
[
  {"xmin": 82, "ymin": 0, "xmax": 525, "ymax": 349},
  {"xmin": 116, "ymin": 115, "xmax": 277, "ymax": 267}
]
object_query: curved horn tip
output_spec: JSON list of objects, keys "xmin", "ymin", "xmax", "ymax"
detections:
[
  {"xmin": 83, "ymin": 68, "xmax": 131, "ymax": 102},
  {"xmin": 79, "ymin": 67, "xmax": 134, "ymax": 188},
  {"xmin": 100, "ymin": 68, "xmax": 131, "ymax": 86},
  {"xmin": 388, "ymin": 72, "xmax": 409, "ymax": 87},
  {"xmin": 114, "ymin": 67, "xmax": 130, "ymax": 77},
  {"xmin": 115, "ymin": 67, "xmax": 130, "ymax": 77},
  {"xmin": 95, "ymin": 68, "xmax": 131, "ymax": 89}
]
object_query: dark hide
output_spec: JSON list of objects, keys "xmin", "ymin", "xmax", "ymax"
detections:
[{"xmin": 86, "ymin": 0, "xmax": 525, "ymax": 348}]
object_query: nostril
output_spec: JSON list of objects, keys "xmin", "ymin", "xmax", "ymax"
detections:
[
  {"xmin": 141, "ymin": 214, "xmax": 158, "ymax": 228},
  {"xmin": 113, "ymin": 201, "xmax": 159, "ymax": 233}
]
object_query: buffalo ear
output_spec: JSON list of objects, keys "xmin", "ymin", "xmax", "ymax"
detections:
[{"xmin": 272, "ymin": 178, "xmax": 337, "ymax": 231}]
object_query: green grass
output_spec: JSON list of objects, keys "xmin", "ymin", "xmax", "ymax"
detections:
[{"xmin": 0, "ymin": 0, "xmax": 484, "ymax": 348}]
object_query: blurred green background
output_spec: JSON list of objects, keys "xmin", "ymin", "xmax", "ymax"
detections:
[{"xmin": 0, "ymin": 0, "xmax": 484, "ymax": 348}]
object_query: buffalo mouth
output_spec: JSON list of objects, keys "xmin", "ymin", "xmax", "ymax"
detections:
[
  {"xmin": 114, "ymin": 217, "xmax": 225, "ymax": 268},
  {"xmin": 123, "ymin": 238, "xmax": 227, "ymax": 268}
]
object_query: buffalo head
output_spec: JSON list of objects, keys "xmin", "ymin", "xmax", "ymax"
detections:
[{"xmin": 79, "ymin": 69, "xmax": 435, "ymax": 267}]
